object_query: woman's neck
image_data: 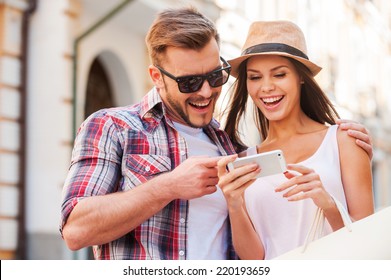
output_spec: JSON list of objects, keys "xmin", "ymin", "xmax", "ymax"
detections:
[{"xmin": 265, "ymin": 113, "xmax": 324, "ymax": 143}]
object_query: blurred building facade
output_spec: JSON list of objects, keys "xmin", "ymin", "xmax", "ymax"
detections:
[{"xmin": 0, "ymin": 0, "xmax": 389, "ymax": 260}]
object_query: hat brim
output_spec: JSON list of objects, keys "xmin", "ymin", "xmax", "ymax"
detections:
[{"xmin": 228, "ymin": 52, "xmax": 322, "ymax": 78}]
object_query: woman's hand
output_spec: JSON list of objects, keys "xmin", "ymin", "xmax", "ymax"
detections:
[
  {"xmin": 275, "ymin": 164, "xmax": 335, "ymax": 211},
  {"xmin": 217, "ymin": 155, "xmax": 260, "ymax": 211}
]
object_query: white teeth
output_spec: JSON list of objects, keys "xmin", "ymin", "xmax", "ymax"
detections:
[
  {"xmin": 262, "ymin": 96, "xmax": 283, "ymax": 103},
  {"xmin": 190, "ymin": 100, "xmax": 210, "ymax": 107}
]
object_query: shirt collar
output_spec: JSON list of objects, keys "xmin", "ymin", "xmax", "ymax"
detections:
[{"xmin": 140, "ymin": 87, "xmax": 164, "ymax": 120}]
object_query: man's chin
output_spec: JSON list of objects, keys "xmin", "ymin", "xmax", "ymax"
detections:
[{"xmin": 188, "ymin": 118, "xmax": 212, "ymax": 129}]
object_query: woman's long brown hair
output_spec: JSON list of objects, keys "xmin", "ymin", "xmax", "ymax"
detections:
[{"xmin": 223, "ymin": 58, "xmax": 340, "ymax": 152}]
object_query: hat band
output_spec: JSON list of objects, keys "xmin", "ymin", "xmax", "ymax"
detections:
[{"xmin": 242, "ymin": 43, "xmax": 309, "ymax": 60}]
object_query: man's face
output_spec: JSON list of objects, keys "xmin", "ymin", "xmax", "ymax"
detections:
[{"xmin": 153, "ymin": 39, "xmax": 224, "ymax": 128}]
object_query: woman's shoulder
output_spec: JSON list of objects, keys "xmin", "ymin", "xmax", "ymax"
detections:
[
  {"xmin": 336, "ymin": 125, "xmax": 355, "ymax": 146},
  {"xmin": 335, "ymin": 124, "xmax": 366, "ymax": 157}
]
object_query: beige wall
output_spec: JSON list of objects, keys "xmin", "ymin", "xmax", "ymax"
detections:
[{"xmin": 0, "ymin": 0, "xmax": 28, "ymax": 260}]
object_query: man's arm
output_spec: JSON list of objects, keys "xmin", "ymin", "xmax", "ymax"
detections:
[
  {"xmin": 61, "ymin": 156, "xmax": 221, "ymax": 251},
  {"xmin": 62, "ymin": 171, "xmax": 175, "ymax": 250}
]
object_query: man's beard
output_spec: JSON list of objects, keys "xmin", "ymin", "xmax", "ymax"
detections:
[{"xmin": 165, "ymin": 87, "xmax": 217, "ymax": 129}]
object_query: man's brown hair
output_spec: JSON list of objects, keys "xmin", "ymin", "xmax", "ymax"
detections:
[{"xmin": 146, "ymin": 7, "xmax": 220, "ymax": 66}]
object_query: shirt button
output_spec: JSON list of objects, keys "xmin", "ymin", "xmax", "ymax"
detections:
[
  {"xmin": 179, "ymin": 250, "xmax": 185, "ymax": 256},
  {"xmin": 145, "ymin": 166, "xmax": 150, "ymax": 172},
  {"xmin": 180, "ymin": 150, "xmax": 186, "ymax": 156},
  {"xmin": 180, "ymin": 218, "xmax": 185, "ymax": 224}
]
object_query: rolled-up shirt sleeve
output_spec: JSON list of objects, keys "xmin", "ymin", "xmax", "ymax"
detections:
[{"xmin": 60, "ymin": 110, "xmax": 122, "ymax": 234}]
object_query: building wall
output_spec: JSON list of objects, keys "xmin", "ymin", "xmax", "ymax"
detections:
[
  {"xmin": 0, "ymin": 0, "xmax": 28, "ymax": 260},
  {"xmin": 24, "ymin": 0, "xmax": 75, "ymax": 260}
]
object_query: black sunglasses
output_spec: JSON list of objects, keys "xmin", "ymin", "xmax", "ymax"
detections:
[{"xmin": 155, "ymin": 57, "xmax": 231, "ymax": 94}]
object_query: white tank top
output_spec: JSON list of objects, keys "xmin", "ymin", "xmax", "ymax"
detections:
[{"xmin": 244, "ymin": 125, "xmax": 348, "ymax": 259}]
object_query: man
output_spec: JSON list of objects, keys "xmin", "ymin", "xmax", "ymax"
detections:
[{"xmin": 60, "ymin": 7, "xmax": 372, "ymax": 260}]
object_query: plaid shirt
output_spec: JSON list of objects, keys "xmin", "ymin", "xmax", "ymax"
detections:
[{"xmin": 60, "ymin": 87, "xmax": 237, "ymax": 260}]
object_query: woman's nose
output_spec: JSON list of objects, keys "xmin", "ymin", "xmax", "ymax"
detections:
[{"xmin": 260, "ymin": 79, "xmax": 275, "ymax": 93}]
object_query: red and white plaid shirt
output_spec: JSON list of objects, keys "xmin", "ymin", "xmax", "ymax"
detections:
[{"xmin": 60, "ymin": 87, "xmax": 238, "ymax": 259}]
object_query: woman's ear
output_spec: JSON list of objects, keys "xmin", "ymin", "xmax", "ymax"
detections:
[{"xmin": 148, "ymin": 65, "xmax": 164, "ymax": 88}]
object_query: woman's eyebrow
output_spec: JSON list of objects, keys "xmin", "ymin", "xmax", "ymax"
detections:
[{"xmin": 247, "ymin": 65, "xmax": 289, "ymax": 73}]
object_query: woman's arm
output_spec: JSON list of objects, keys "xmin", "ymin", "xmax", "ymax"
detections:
[
  {"xmin": 217, "ymin": 155, "xmax": 265, "ymax": 259},
  {"xmin": 337, "ymin": 127, "xmax": 374, "ymax": 221},
  {"xmin": 276, "ymin": 126, "xmax": 373, "ymax": 230},
  {"xmin": 228, "ymin": 204, "xmax": 265, "ymax": 260}
]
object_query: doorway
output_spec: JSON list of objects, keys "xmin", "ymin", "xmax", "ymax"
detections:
[{"xmin": 85, "ymin": 57, "xmax": 114, "ymax": 119}]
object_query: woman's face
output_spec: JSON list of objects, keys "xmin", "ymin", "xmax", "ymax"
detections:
[{"xmin": 246, "ymin": 55, "xmax": 302, "ymax": 122}]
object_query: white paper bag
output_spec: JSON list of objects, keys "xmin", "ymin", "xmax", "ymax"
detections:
[{"xmin": 274, "ymin": 206, "xmax": 391, "ymax": 260}]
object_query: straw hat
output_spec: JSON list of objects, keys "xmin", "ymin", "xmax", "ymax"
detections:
[{"xmin": 228, "ymin": 20, "xmax": 322, "ymax": 77}]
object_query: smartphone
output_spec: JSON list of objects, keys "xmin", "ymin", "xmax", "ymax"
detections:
[{"xmin": 227, "ymin": 149, "xmax": 287, "ymax": 178}]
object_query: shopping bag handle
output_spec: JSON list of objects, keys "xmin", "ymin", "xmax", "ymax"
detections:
[{"xmin": 302, "ymin": 196, "xmax": 352, "ymax": 253}]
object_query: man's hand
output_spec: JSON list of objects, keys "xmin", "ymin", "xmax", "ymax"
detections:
[
  {"xmin": 337, "ymin": 119, "xmax": 373, "ymax": 160},
  {"xmin": 166, "ymin": 156, "xmax": 222, "ymax": 200}
]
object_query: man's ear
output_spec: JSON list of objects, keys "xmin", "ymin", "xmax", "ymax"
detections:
[{"xmin": 148, "ymin": 65, "xmax": 164, "ymax": 88}]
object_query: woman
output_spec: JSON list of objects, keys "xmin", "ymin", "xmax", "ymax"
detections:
[{"xmin": 217, "ymin": 21, "xmax": 374, "ymax": 259}]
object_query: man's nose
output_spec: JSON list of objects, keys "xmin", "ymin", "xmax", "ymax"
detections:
[{"xmin": 197, "ymin": 79, "xmax": 214, "ymax": 98}]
